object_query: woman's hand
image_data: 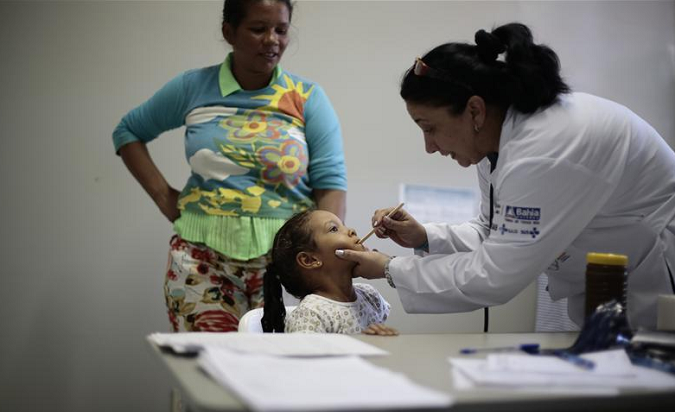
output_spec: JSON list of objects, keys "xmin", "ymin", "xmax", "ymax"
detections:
[
  {"xmin": 119, "ymin": 141, "xmax": 181, "ymax": 223},
  {"xmin": 371, "ymin": 206, "xmax": 427, "ymax": 249},
  {"xmin": 154, "ymin": 187, "xmax": 181, "ymax": 223},
  {"xmin": 334, "ymin": 249, "xmax": 390, "ymax": 279},
  {"xmin": 362, "ymin": 323, "xmax": 399, "ymax": 336}
]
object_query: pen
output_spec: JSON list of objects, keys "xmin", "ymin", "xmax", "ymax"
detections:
[
  {"xmin": 459, "ymin": 343, "xmax": 540, "ymax": 355},
  {"xmin": 460, "ymin": 344, "xmax": 596, "ymax": 371},
  {"xmin": 550, "ymin": 350, "xmax": 596, "ymax": 370},
  {"xmin": 357, "ymin": 203, "xmax": 405, "ymax": 245}
]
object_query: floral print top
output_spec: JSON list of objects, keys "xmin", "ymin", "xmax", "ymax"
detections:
[
  {"xmin": 285, "ymin": 284, "xmax": 390, "ymax": 334},
  {"xmin": 113, "ymin": 54, "xmax": 347, "ymax": 257}
]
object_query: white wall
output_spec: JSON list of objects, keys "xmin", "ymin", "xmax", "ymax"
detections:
[{"xmin": 0, "ymin": 1, "xmax": 673, "ymax": 411}]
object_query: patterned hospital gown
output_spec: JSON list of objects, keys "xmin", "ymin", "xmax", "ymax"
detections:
[{"xmin": 285, "ymin": 283, "xmax": 390, "ymax": 333}]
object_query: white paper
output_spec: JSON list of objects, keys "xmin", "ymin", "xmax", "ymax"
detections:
[
  {"xmin": 200, "ymin": 346, "xmax": 454, "ymax": 412},
  {"xmin": 148, "ymin": 332, "xmax": 388, "ymax": 356},
  {"xmin": 451, "ymin": 367, "xmax": 618, "ymax": 396},
  {"xmin": 449, "ymin": 349, "xmax": 675, "ymax": 391}
]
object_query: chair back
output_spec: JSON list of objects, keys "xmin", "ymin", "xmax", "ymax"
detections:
[{"xmin": 238, "ymin": 306, "xmax": 297, "ymax": 333}]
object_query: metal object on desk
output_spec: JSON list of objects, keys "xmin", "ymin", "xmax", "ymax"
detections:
[
  {"xmin": 657, "ymin": 294, "xmax": 675, "ymax": 331},
  {"xmin": 629, "ymin": 330, "xmax": 675, "ymax": 375}
]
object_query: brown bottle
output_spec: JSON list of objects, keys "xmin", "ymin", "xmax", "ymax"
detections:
[{"xmin": 584, "ymin": 253, "xmax": 628, "ymax": 318}]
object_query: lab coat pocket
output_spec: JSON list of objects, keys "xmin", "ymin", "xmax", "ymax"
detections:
[{"xmin": 625, "ymin": 237, "xmax": 673, "ymax": 330}]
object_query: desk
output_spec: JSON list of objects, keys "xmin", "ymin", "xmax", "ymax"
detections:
[{"xmin": 149, "ymin": 333, "xmax": 675, "ymax": 412}]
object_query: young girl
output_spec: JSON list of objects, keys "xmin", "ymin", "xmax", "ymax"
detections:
[{"xmin": 262, "ymin": 210, "xmax": 397, "ymax": 335}]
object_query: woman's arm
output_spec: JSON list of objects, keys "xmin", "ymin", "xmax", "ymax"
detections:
[
  {"xmin": 314, "ymin": 189, "xmax": 346, "ymax": 221},
  {"xmin": 303, "ymin": 84, "xmax": 348, "ymax": 220},
  {"xmin": 119, "ymin": 141, "xmax": 181, "ymax": 222},
  {"xmin": 113, "ymin": 73, "xmax": 188, "ymax": 223}
]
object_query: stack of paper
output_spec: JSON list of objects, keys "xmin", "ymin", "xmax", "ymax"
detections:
[
  {"xmin": 149, "ymin": 333, "xmax": 453, "ymax": 410},
  {"xmin": 450, "ymin": 349, "xmax": 675, "ymax": 395},
  {"xmin": 199, "ymin": 346, "xmax": 454, "ymax": 411},
  {"xmin": 148, "ymin": 332, "xmax": 388, "ymax": 356}
]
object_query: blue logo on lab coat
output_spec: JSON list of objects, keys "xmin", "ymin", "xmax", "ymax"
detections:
[
  {"xmin": 504, "ymin": 206, "xmax": 541, "ymax": 222},
  {"xmin": 500, "ymin": 224, "xmax": 539, "ymax": 238},
  {"xmin": 519, "ymin": 227, "xmax": 540, "ymax": 238},
  {"xmin": 499, "ymin": 224, "xmax": 518, "ymax": 235}
]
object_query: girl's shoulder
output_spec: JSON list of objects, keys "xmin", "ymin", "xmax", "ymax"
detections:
[
  {"xmin": 285, "ymin": 295, "xmax": 341, "ymax": 333},
  {"xmin": 294, "ymin": 294, "xmax": 344, "ymax": 312}
]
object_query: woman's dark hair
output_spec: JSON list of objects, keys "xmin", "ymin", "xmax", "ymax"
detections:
[
  {"xmin": 400, "ymin": 22, "xmax": 570, "ymax": 114},
  {"xmin": 222, "ymin": 0, "xmax": 294, "ymax": 29},
  {"xmin": 261, "ymin": 209, "xmax": 315, "ymax": 333}
]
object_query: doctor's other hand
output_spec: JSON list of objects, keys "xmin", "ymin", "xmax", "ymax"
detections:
[
  {"xmin": 371, "ymin": 206, "xmax": 427, "ymax": 249},
  {"xmin": 335, "ymin": 249, "xmax": 390, "ymax": 280},
  {"xmin": 362, "ymin": 323, "xmax": 399, "ymax": 336}
]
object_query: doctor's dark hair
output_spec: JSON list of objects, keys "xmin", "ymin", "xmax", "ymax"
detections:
[
  {"xmin": 400, "ymin": 22, "xmax": 570, "ymax": 114},
  {"xmin": 261, "ymin": 209, "xmax": 316, "ymax": 333},
  {"xmin": 222, "ymin": 0, "xmax": 294, "ymax": 29}
]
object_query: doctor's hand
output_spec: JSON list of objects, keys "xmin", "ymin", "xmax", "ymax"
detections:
[
  {"xmin": 334, "ymin": 249, "xmax": 390, "ymax": 280},
  {"xmin": 371, "ymin": 206, "xmax": 427, "ymax": 249}
]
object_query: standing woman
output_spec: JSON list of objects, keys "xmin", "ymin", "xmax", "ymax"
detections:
[
  {"xmin": 337, "ymin": 23, "xmax": 675, "ymax": 329},
  {"xmin": 113, "ymin": 0, "xmax": 347, "ymax": 332}
]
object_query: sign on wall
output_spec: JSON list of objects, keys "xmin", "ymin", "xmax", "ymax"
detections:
[{"xmin": 399, "ymin": 184, "xmax": 478, "ymax": 224}]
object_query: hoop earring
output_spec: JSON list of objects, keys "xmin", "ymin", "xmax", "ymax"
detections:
[{"xmin": 474, "ymin": 124, "xmax": 480, "ymax": 133}]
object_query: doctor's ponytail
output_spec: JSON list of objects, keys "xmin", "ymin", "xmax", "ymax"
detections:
[
  {"xmin": 491, "ymin": 23, "xmax": 570, "ymax": 113},
  {"xmin": 400, "ymin": 22, "xmax": 570, "ymax": 114}
]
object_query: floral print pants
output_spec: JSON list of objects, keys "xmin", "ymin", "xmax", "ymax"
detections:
[{"xmin": 164, "ymin": 235, "xmax": 268, "ymax": 332}]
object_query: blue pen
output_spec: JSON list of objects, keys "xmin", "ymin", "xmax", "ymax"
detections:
[
  {"xmin": 550, "ymin": 350, "xmax": 596, "ymax": 370},
  {"xmin": 460, "ymin": 343, "xmax": 540, "ymax": 355}
]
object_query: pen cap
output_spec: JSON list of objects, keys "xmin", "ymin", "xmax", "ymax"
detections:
[{"xmin": 520, "ymin": 344, "xmax": 540, "ymax": 354}]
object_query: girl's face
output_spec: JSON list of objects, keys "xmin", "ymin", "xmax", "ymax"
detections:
[
  {"xmin": 222, "ymin": 0, "xmax": 290, "ymax": 77},
  {"xmin": 306, "ymin": 210, "xmax": 364, "ymax": 267},
  {"xmin": 406, "ymin": 100, "xmax": 487, "ymax": 168}
]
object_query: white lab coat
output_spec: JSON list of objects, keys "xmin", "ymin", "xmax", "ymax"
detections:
[{"xmin": 390, "ymin": 93, "xmax": 675, "ymax": 329}]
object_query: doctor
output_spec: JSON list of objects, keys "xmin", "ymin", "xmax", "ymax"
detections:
[{"xmin": 336, "ymin": 23, "xmax": 675, "ymax": 329}]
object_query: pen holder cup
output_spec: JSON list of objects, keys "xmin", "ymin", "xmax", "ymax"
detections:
[{"xmin": 584, "ymin": 253, "xmax": 628, "ymax": 319}]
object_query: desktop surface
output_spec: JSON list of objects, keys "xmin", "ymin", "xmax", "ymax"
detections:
[{"xmin": 149, "ymin": 332, "xmax": 675, "ymax": 412}]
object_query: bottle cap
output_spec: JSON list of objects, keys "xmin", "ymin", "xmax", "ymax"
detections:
[{"xmin": 586, "ymin": 252, "xmax": 628, "ymax": 266}]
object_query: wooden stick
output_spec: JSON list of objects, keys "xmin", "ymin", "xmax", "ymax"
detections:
[{"xmin": 357, "ymin": 203, "xmax": 405, "ymax": 245}]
